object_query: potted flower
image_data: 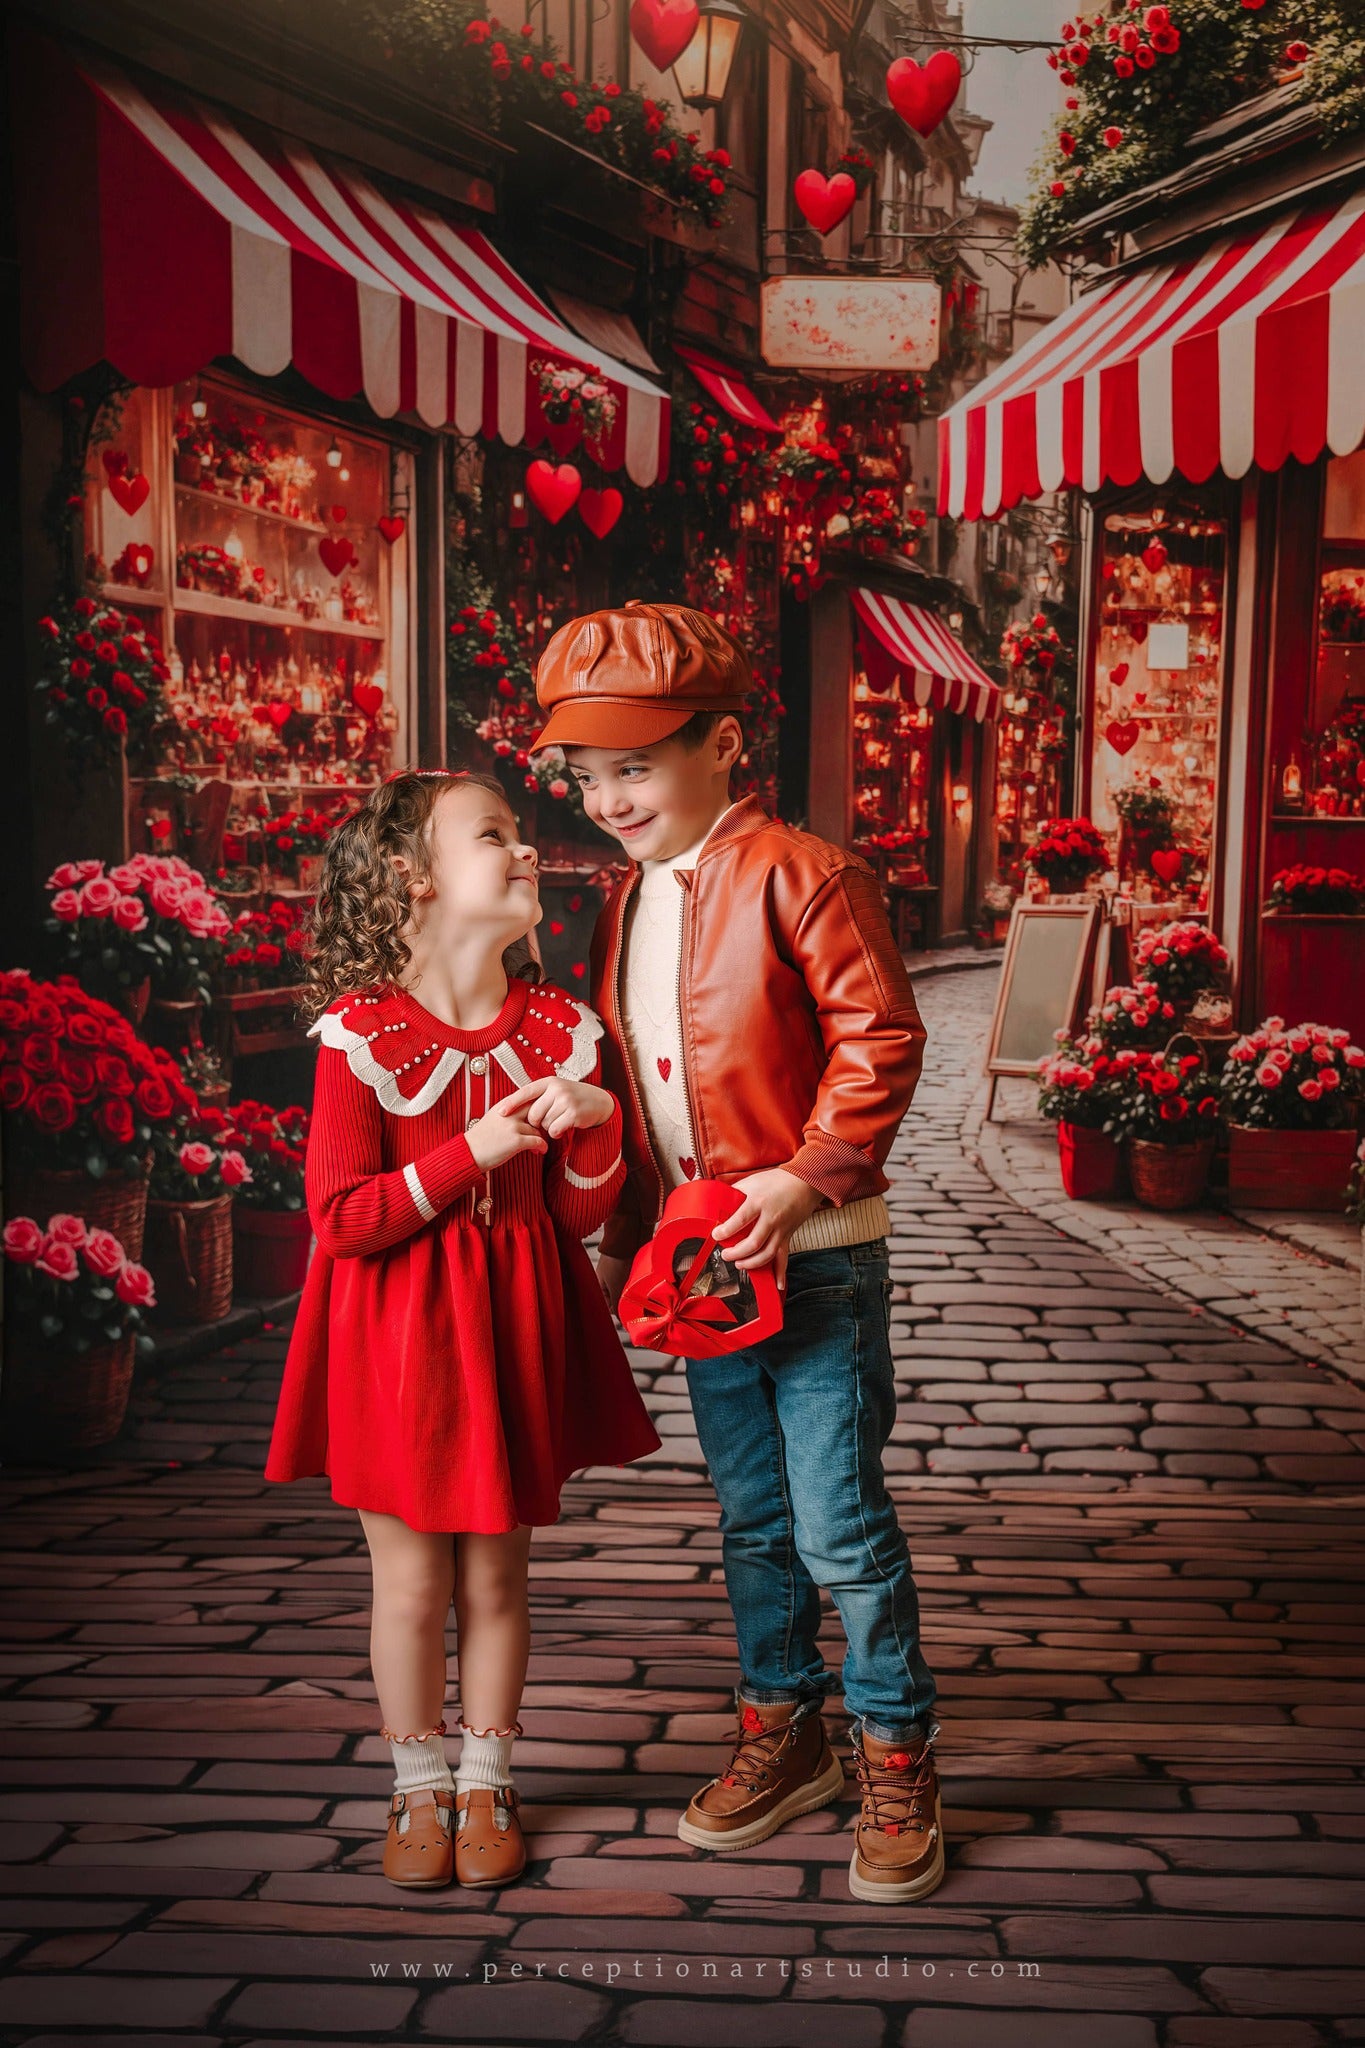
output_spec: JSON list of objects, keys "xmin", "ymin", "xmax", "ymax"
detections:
[
  {"xmin": 227, "ymin": 1100, "xmax": 312, "ymax": 1298},
  {"xmin": 1025, "ymin": 817, "xmax": 1110, "ymax": 897},
  {"xmin": 1037, "ymin": 1032, "xmax": 1127, "ymax": 1199},
  {"xmin": 223, "ymin": 900, "xmax": 309, "ymax": 994},
  {"xmin": 288, "ymin": 810, "xmax": 336, "ymax": 891},
  {"xmin": 1266, "ymin": 866, "xmax": 1365, "ymax": 916},
  {"xmin": 212, "ymin": 863, "xmax": 264, "ymax": 916},
  {"xmin": 1105, "ymin": 1042, "xmax": 1220, "ymax": 1211},
  {"xmin": 1087, "ymin": 980, "xmax": 1180, "ymax": 1050},
  {"xmin": 144, "ymin": 1108, "xmax": 251, "ymax": 1324},
  {"xmin": 1114, "ymin": 778, "xmax": 1176, "ymax": 878},
  {"xmin": 1129, "ymin": 920, "xmax": 1231, "ymax": 1018},
  {"xmin": 1219, "ymin": 1019, "xmax": 1365, "ymax": 1211},
  {"xmin": 0, "ymin": 969, "xmax": 191, "ymax": 1259},
  {"xmin": 2, "ymin": 1214, "xmax": 157, "ymax": 1454},
  {"xmin": 34, "ymin": 598, "xmax": 170, "ymax": 779},
  {"xmin": 42, "ymin": 858, "xmax": 155, "ymax": 1023}
]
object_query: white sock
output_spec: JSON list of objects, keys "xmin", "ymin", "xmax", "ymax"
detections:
[
  {"xmin": 389, "ymin": 1731, "xmax": 454, "ymax": 1794},
  {"xmin": 455, "ymin": 1722, "xmax": 517, "ymax": 1793}
]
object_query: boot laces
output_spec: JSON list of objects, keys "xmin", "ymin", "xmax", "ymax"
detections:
[
  {"xmin": 718, "ymin": 1705, "xmax": 798, "ymax": 1791},
  {"xmin": 854, "ymin": 1737, "xmax": 937, "ymax": 1835}
]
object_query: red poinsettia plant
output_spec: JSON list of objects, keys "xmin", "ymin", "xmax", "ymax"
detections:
[
  {"xmin": 35, "ymin": 599, "xmax": 170, "ymax": 774},
  {"xmin": 1219, "ymin": 1017, "xmax": 1365, "ymax": 1131},
  {"xmin": 1268, "ymin": 864, "xmax": 1365, "ymax": 914},
  {"xmin": 0, "ymin": 969, "xmax": 193, "ymax": 1178},
  {"xmin": 1026, "ymin": 816, "xmax": 1110, "ymax": 891},
  {"xmin": 1130, "ymin": 919, "xmax": 1230, "ymax": 1005},
  {"xmin": 1104, "ymin": 1045, "xmax": 1222, "ymax": 1149},
  {"xmin": 4, "ymin": 1213, "xmax": 156, "ymax": 1354},
  {"xmin": 223, "ymin": 1100, "xmax": 310, "ymax": 1210}
]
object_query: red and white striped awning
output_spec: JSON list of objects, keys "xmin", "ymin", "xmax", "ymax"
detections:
[
  {"xmin": 938, "ymin": 189, "xmax": 1365, "ymax": 520},
  {"xmin": 12, "ymin": 31, "xmax": 668, "ymax": 484},
  {"xmin": 852, "ymin": 589, "xmax": 1001, "ymax": 723},
  {"xmin": 675, "ymin": 344, "xmax": 782, "ymax": 433}
]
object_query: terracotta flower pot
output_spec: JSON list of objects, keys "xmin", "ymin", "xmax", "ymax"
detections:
[
  {"xmin": 1227, "ymin": 1124, "xmax": 1361, "ymax": 1213},
  {"xmin": 144, "ymin": 1193, "xmax": 234, "ymax": 1323},
  {"xmin": 233, "ymin": 1206, "xmax": 313, "ymax": 1299},
  {"xmin": 1128, "ymin": 1137, "xmax": 1214, "ymax": 1211},
  {"xmin": 1057, "ymin": 1122, "xmax": 1124, "ymax": 1201},
  {"xmin": 0, "ymin": 1331, "xmax": 136, "ymax": 1456},
  {"xmin": 5, "ymin": 1162, "xmax": 150, "ymax": 1261}
]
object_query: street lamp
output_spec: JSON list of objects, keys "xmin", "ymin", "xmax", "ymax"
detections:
[{"xmin": 673, "ymin": 0, "xmax": 745, "ymax": 112}]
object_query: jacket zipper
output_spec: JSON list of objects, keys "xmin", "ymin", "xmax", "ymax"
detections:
[{"xmin": 610, "ymin": 867, "xmax": 667, "ymax": 1228}]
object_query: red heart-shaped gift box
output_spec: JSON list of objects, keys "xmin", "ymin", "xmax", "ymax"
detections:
[{"xmin": 619, "ymin": 1179, "xmax": 784, "ymax": 1359}]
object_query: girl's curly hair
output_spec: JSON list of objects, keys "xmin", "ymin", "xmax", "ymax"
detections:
[{"xmin": 300, "ymin": 769, "xmax": 540, "ymax": 1021}]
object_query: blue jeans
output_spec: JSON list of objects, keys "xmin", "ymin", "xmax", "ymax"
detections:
[{"xmin": 684, "ymin": 1240, "xmax": 937, "ymax": 1744}]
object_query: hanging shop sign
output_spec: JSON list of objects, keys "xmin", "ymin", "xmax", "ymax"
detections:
[{"xmin": 760, "ymin": 278, "xmax": 941, "ymax": 373}]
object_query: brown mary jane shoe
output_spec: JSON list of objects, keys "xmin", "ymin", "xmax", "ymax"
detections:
[
  {"xmin": 454, "ymin": 1785, "xmax": 526, "ymax": 1888},
  {"xmin": 382, "ymin": 1786, "xmax": 455, "ymax": 1889}
]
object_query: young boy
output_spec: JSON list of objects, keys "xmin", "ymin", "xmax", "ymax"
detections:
[{"xmin": 530, "ymin": 599, "xmax": 943, "ymax": 1904}]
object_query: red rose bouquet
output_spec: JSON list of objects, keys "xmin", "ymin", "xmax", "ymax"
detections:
[
  {"xmin": 44, "ymin": 854, "xmax": 232, "ymax": 1003},
  {"xmin": 1026, "ymin": 816, "xmax": 1110, "ymax": 891},
  {"xmin": 1268, "ymin": 865, "xmax": 1365, "ymax": 914},
  {"xmin": 1130, "ymin": 920, "xmax": 1230, "ymax": 1006},
  {"xmin": 1001, "ymin": 614, "xmax": 1064, "ymax": 676},
  {"xmin": 34, "ymin": 599, "xmax": 170, "ymax": 777},
  {"xmin": 224, "ymin": 1100, "xmax": 310, "ymax": 1210},
  {"xmin": 1105, "ymin": 1047, "xmax": 1221, "ymax": 1149},
  {"xmin": 0, "ymin": 969, "xmax": 191, "ymax": 1177},
  {"xmin": 4, "ymin": 1212, "xmax": 156, "ymax": 1355},
  {"xmin": 1219, "ymin": 1018, "xmax": 1365, "ymax": 1132},
  {"xmin": 223, "ymin": 898, "xmax": 310, "ymax": 991}
]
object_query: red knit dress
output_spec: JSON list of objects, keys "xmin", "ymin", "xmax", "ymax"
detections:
[{"xmin": 263, "ymin": 974, "xmax": 661, "ymax": 1533}]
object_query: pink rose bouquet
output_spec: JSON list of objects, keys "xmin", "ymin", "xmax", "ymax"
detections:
[
  {"xmin": 4, "ymin": 1211, "xmax": 156, "ymax": 1356},
  {"xmin": 44, "ymin": 854, "xmax": 232, "ymax": 1003},
  {"xmin": 1130, "ymin": 920, "xmax": 1231, "ymax": 1006},
  {"xmin": 1220, "ymin": 1018, "xmax": 1365, "ymax": 1131}
]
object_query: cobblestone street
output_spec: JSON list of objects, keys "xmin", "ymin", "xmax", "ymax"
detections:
[{"xmin": 3, "ymin": 967, "xmax": 1365, "ymax": 2046}]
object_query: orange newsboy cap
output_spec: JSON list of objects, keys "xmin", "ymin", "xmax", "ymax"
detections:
[{"xmin": 529, "ymin": 599, "xmax": 753, "ymax": 752}]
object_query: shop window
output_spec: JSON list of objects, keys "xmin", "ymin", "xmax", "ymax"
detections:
[
  {"xmin": 1093, "ymin": 497, "xmax": 1227, "ymax": 904},
  {"xmin": 1300, "ymin": 449, "xmax": 1365, "ymax": 817},
  {"xmin": 851, "ymin": 666, "xmax": 932, "ymax": 879},
  {"xmin": 82, "ymin": 373, "xmax": 411, "ymax": 864},
  {"xmin": 718, "ymin": 31, "xmax": 762, "ymax": 184}
]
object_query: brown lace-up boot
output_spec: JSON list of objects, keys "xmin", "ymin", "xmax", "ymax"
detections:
[
  {"xmin": 848, "ymin": 1722, "xmax": 945, "ymax": 1902},
  {"xmin": 677, "ymin": 1697, "xmax": 845, "ymax": 1852}
]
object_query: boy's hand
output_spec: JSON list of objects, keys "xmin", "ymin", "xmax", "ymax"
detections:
[
  {"xmin": 465, "ymin": 1094, "xmax": 549, "ymax": 1172},
  {"xmin": 711, "ymin": 1167, "xmax": 823, "ymax": 1280},
  {"xmin": 498, "ymin": 1075, "xmax": 616, "ymax": 1141},
  {"xmin": 596, "ymin": 1252, "xmax": 630, "ymax": 1313}
]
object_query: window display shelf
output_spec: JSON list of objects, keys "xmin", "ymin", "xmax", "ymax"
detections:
[
  {"xmin": 99, "ymin": 581, "xmax": 167, "ymax": 608},
  {"xmin": 173, "ymin": 585, "xmax": 385, "ymax": 639},
  {"xmin": 1270, "ymin": 812, "xmax": 1365, "ymax": 826},
  {"xmin": 174, "ymin": 482, "xmax": 328, "ymax": 535}
]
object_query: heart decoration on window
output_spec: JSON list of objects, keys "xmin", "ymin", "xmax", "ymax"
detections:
[
  {"xmin": 318, "ymin": 535, "xmax": 357, "ymax": 577},
  {"xmin": 526, "ymin": 460, "xmax": 583, "ymax": 525},
  {"xmin": 1105, "ymin": 719, "xmax": 1142, "ymax": 756},
  {"xmin": 352, "ymin": 681, "xmax": 384, "ymax": 716},
  {"xmin": 268, "ymin": 700, "xmax": 293, "ymax": 729},
  {"xmin": 377, "ymin": 515, "xmax": 406, "ymax": 545},
  {"xmin": 793, "ymin": 170, "xmax": 857, "ymax": 235},
  {"xmin": 1109, "ymin": 662, "xmax": 1130, "ymax": 687},
  {"xmin": 886, "ymin": 51, "xmax": 962, "ymax": 137},
  {"xmin": 109, "ymin": 471, "xmax": 150, "ymax": 517},
  {"xmin": 330, "ymin": 505, "xmax": 348, "ymax": 524},
  {"xmin": 1150, "ymin": 848, "xmax": 1184, "ymax": 884},
  {"xmin": 1141, "ymin": 539, "xmax": 1168, "ymax": 573}
]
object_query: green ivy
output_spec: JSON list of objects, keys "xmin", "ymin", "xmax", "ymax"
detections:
[{"xmin": 1019, "ymin": 1, "xmax": 1365, "ymax": 269}]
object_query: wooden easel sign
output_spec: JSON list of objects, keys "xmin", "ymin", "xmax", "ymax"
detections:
[{"xmin": 983, "ymin": 901, "xmax": 1101, "ymax": 1121}]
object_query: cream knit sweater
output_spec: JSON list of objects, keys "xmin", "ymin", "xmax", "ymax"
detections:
[{"xmin": 618, "ymin": 805, "xmax": 889, "ymax": 1255}]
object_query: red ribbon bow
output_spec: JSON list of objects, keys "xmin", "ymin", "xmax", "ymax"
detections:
[{"xmin": 624, "ymin": 1236, "xmax": 747, "ymax": 1358}]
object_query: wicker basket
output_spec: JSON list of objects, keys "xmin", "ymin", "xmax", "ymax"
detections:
[
  {"xmin": 5, "ymin": 1162, "xmax": 151, "ymax": 1261},
  {"xmin": 1128, "ymin": 1137, "xmax": 1215, "ymax": 1211},
  {"xmin": 144, "ymin": 1193, "xmax": 234, "ymax": 1322},
  {"xmin": 0, "ymin": 1331, "xmax": 136, "ymax": 1455}
]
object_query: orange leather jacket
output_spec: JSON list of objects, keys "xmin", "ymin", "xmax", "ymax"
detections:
[{"xmin": 588, "ymin": 796, "xmax": 928, "ymax": 1264}]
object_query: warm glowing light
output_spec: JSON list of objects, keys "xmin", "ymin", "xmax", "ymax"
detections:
[{"xmin": 326, "ymin": 438, "xmax": 343, "ymax": 469}]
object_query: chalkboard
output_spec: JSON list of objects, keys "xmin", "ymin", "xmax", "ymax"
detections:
[{"xmin": 985, "ymin": 902, "xmax": 1101, "ymax": 1090}]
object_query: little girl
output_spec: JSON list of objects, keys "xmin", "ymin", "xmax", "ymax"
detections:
[{"xmin": 264, "ymin": 768, "xmax": 660, "ymax": 1891}]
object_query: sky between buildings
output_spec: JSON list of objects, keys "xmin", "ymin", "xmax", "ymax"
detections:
[{"xmin": 962, "ymin": 0, "xmax": 1065, "ymax": 206}]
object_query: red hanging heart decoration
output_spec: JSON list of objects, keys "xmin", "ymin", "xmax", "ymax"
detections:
[
  {"xmin": 793, "ymin": 169, "xmax": 857, "ymax": 235},
  {"xmin": 1105, "ymin": 719, "xmax": 1141, "ymax": 756},
  {"xmin": 108, "ymin": 471, "xmax": 150, "ymax": 517},
  {"xmin": 629, "ymin": 0, "xmax": 699, "ymax": 72},
  {"xmin": 252, "ymin": 705, "xmax": 274, "ymax": 727},
  {"xmin": 377, "ymin": 515, "xmax": 406, "ymax": 545},
  {"xmin": 268, "ymin": 700, "xmax": 293, "ymax": 729},
  {"xmin": 1109, "ymin": 662, "xmax": 1130, "ymax": 687},
  {"xmin": 330, "ymin": 505, "xmax": 348, "ymax": 524},
  {"xmin": 353, "ymin": 681, "xmax": 383, "ymax": 716},
  {"xmin": 1130, "ymin": 620, "xmax": 1149, "ymax": 644},
  {"xmin": 657, "ymin": 1056, "xmax": 672, "ymax": 1081},
  {"xmin": 1133, "ymin": 692, "xmax": 1148, "ymax": 706},
  {"xmin": 619, "ymin": 1179, "xmax": 784, "ymax": 1359},
  {"xmin": 526, "ymin": 460, "xmax": 582, "ymax": 524},
  {"xmin": 127, "ymin": 544, "xmax": 154, "ymax": 583},
  {"xmin": 886, "ymin": 51, "xmax": 962, "ymax": 137},
  {"xmin": 578, "ymin": 487, "xmax": 623, "ymax": 539},
  {"xmin": 102, "ymin": 449, "xmax": 129, "ymax": 479},
  {"xmin": 318, "ymin": 535, "xmax": 356, "ymax": 577},
  {"xmin": 1151, "ymin": 847, "xmax": 1184, "ymax": 884},
  {"xmin": 1141, "ymin": 539, "xmax": 1168, "ymax": 573}
]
